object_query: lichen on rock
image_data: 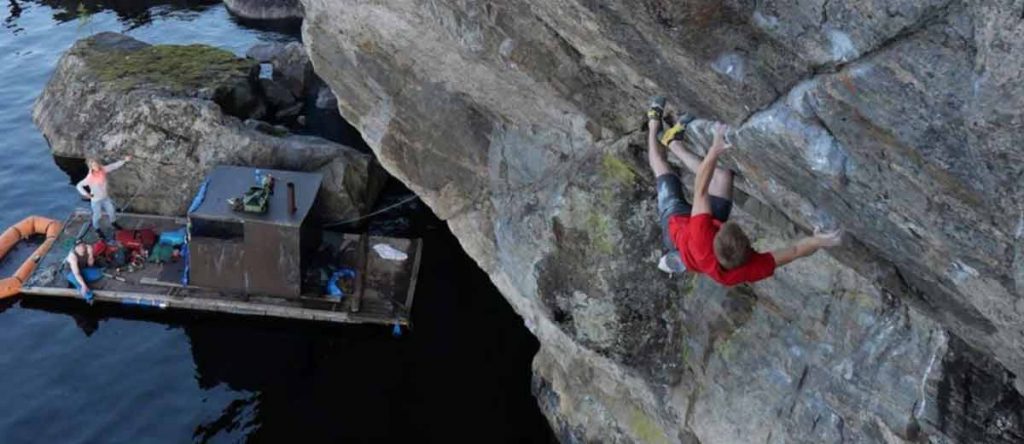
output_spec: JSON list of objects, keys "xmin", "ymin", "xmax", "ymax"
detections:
[
  {"xmin": 34, "ymin": 32, "xmax": 382, "ymax": 221},
  {"xmin": 83, "ymin": 43, "xmax": 253, "ymax": 92},
  {"xmin": 298, "ymin": 0, "xmax": 1024, "ymax": 441}
]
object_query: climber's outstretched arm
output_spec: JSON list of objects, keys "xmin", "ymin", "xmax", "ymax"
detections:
[
  {"xmin": 691, "ymin": 123, "xmax": 730, "ymax": 216},
  {"xmin": 771, "ymin": 228, "xmax": 843, "ymax": 267}
]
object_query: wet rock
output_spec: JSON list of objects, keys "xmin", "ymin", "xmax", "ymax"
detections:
[
  {"xmin": 34, "ymin": 33, "xmax": 382, "ymax": 221},
  {"xmin": 314, "ymin": 85, "xmax": 337, "ymax": 110},
  {"xmin": 274, "ymin": 102, "xmax": 303, "ymax": 120},
  {"xmin": 244, "ymin": 118, "xmax": 288, "ymax": 137},
  {"xmin": 245, "ymin": 41, "xmax": 310, "ymax": 98},
  {"xmin": 223, "ymin": 0, "xmax": 302, "ymax": 20},
  {"xmin": 257, "ymin": 77, "xmax": 296, "ymax": 109},
  {"xmin": 300, "ymin": 0, "xmax": 1024, "ymax": 442}
]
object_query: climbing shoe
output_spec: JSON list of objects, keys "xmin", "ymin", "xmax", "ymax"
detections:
[
  {"xmin": 95, "ymin": 228, "xmax": 107, "ymax": 242},
  {"xmin": 659, "ymin": 112, "xmax": 696, "ymax": 146},
  {"xmin": 658, "ymin": 251, "xmax": 687, "ymax": 274},
  {"xmin": 646, "ymin": 96, "xmax": 666, "ymax": 122},
  {"xmin": 111, "ymin": 222, "xmax": 124, "ymax": 231}
]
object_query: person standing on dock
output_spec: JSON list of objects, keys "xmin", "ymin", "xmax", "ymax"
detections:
[
  {"xmin": 66, "ymin": 239, "xmax": 101, "ymax": 303},
  {"xmin": 76, "ymin": 156, "xmax": 132, "ymax": 239}
]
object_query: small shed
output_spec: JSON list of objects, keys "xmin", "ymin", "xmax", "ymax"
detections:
[{"xmin": 188, "ymin": 165, "xmax": 322, "ymax": 297}]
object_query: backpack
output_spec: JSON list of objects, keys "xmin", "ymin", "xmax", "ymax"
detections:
[{"xmin": 116, "ymin": 229, "xmax": 157, "ymax": 252}]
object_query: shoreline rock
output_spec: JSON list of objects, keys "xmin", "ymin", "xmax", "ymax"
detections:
[
  {"xmin": 34, "ymin": 32, "xmax": 383, "ymax": 221},
  {"xmin": 223, "ymin": 0, "xmax": 303, "ymax": 21},
  {"xmin": 246, "ymin": 41, "xmax": 312, "ymax": 98}
]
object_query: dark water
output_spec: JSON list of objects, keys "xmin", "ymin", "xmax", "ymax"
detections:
[{"xmin": 0, "ymin": 2, "xmax": 554, "ymax": 442}]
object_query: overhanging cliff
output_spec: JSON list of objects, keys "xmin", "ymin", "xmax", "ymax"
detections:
[{"xmin": 299, "ymin": 0, "xmax": 1024, "ymax": 442}]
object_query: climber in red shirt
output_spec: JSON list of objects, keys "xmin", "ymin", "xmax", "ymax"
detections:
[{"xmin": 645, "ymin": 97, "xmax": 842, "ymax": 286}]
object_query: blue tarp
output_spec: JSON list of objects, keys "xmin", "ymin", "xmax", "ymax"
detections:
[
  {"xmin": 187, "ymin": 179, "xmax": 210, "ymax": 214},
  {"xmin": 182, "ymin": 178, "xmax": 209, "ymax": 286}
]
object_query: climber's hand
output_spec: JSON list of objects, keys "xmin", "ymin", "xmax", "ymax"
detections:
[
  {"xmin": 812, "ymin": 227, "xmax": 843, "ymax": 248},
  {"xmin": 711, "ymin": 123, "xmax": 732, "ymax": 152}
]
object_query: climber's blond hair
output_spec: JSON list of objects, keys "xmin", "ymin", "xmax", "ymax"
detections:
[{"xmin": 714, "ymin": 221, "xmax": 751, "ymax": 270}]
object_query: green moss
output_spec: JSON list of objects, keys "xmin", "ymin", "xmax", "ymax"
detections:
[
  {"xmin": 586, "ymin": 211, "xmax": 615, "ymax": 255},
  {"xmin": 716, "ymin": 335, "xmax": 739, "ymax": 363},
  {"xmin": 628, "ymin": 408, "xmax": 671, "ymax": 444},
  {"xmin": 85, "ymin": 44, "xmax": 253, "ymax": 92},
  {"xmin": 601, "ymin": 153, "xmax": 637, "ymax": 185}
]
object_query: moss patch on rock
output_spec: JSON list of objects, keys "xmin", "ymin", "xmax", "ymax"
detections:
[
  {"xmin": 627, "ymin": 407, "xmax": 671, "ymax": 444},
  {"xmin": 84, "ymin": 44, "xmax": 254, "ymax": 92},
  {"xmin": 601, "ymin": 153, "xmax": 637, "ymax": 185}
]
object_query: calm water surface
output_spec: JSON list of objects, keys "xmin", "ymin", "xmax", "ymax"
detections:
[{"xmin": 0, "ymin": 2, "xmax": 554, "ymax": 442}]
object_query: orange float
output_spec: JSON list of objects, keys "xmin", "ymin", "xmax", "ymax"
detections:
[{"xmin": 0, "ymin": 216, "xmax": 62, "ymax": 299}]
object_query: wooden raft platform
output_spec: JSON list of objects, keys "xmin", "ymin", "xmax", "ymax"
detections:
[{"xmin": 20, "ymin": 210, "xmax": 422, "ymax": 326}]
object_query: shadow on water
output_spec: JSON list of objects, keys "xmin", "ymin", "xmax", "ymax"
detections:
[
  {"xmin": 19, "ymin": 204, "xmax": 555, "ymax": 441},
  {"xmin": 14, "ymin": 0, "xmax": 221, "ymax": 29}
]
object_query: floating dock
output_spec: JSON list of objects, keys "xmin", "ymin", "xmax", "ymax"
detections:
[{"xmin": 20, "ymin": 210, "xmax": 422, "ymax": 326}]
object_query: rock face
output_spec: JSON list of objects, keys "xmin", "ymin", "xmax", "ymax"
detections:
[
  {"xmin": 34, "ymin": 33, "xmax": 382, "ymax": 221},
  {"xmin": 301, "ymin": 0, "xmax": 1024, "ymax": 442},
  {"xmin": 246, "ymin": 41, "xmax": 312, "ymax": 98},
  {"xmin": 223, "ymin": 0, "xmax": 302, "ymax": 20}
]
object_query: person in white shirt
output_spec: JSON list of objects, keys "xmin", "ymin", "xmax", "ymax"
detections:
[{"xmin": 76, "ymin": 156, "xmax": 132, "ymax": 238}]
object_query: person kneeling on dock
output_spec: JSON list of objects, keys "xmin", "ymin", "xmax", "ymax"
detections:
[
  {"xmin": 76, "ymin": 156, "xmax": 132, "ymax": 240},
  {"xmin": 66, "ymin": 239, "xmax": 102, "ymax": 304}
]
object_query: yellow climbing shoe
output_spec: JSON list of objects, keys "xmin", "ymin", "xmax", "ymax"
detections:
[{"xmin": 659, "ymin": 112, "xmax": 695, "ymax": 145}]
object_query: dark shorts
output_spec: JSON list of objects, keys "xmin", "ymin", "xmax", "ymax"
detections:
[{"xmin": 656, "ymin": 173, "xmax": 732, "ymax": 251}]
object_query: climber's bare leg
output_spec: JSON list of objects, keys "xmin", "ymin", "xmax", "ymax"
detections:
[
  {"xmin": 647, "ymin": 119, "xmax": 671, "ymax": 177},
  {"xmin": 666, "ymin": 140, "xmax": 702, "ymax": 174},
  {"xmin": 667, "ymin": 140, "xmax": 733, "ymax": 200}
]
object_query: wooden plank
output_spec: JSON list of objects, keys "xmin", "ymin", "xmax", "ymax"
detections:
[
  {"xmin": 18, "ymin": 285, "xmax": 407, "ymax": 325},
  {"xmin": 19, "ymin": 210, "xmax": 419, "ymax": 327},
  {"xmin": 139, "ymin": 277, "xmax": 187, "ymax": 289},
  {"xmin": 117, "ymin": 212, "xmax": 187, "ymax": 224},
  {"xmin": 350, "ymin": 233, "xmax": 368, "ymax": 313},
  {"xmin": 401, "ymin": 239, "xmax": 423, "ymax": 317}
]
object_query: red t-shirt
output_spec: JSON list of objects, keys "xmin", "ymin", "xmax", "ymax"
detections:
[{"xmin": 667, "ymin": 213, "xmax": 776, "ymax": 286}]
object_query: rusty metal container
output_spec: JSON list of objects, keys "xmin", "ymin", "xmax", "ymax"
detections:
[{"xmin": 188, "ymin": 166, "xmax": 323, "ymax": 297}]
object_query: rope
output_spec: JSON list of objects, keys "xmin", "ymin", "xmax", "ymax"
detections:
[
  {"xmin": 118, "ymin": 187, "xmax": 145, "ymax": 213},
  {"xmin": 323, "ymin": 194, "xmax": 420, "ymax": 228}
]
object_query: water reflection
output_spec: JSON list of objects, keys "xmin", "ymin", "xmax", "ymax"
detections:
[
  {"xmin": 17, "ymin": 224, "xmax": 554, "ymax": 442},
  {"xmin": 14, "ymin": 0, "xmax": 219, "ymax": 29},
  {"xmin": 5, "ymin": 1, "xmax": 25, "ymax": 33}
]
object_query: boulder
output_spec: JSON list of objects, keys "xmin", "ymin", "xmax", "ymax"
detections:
[
  {"xmin": 223, "ymin": 0, "xmax": 302, "ymax": 20},
  {"xmin": 301, "ymin": 0, "xmax": 1024, "ymax": 442},
  {"xmin": 314, "ymin": 85, "xmax": 337, "ymax": 110},
  {"xmin": 257, "ymin": 77, "xmax": 296, "ymax": 109},
  {"xmin": 245, "ymin": 41, "xmax": 311, "ymax": 98},
  {"xmin": 34, "ymin": 33, "xmax": 383, "ymax": 222},
  {"xmin": 274, "ymin": 102, "xmax": 304, "ymax": 120}
]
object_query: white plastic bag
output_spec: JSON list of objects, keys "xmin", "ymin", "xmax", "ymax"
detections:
[{"xmin": 372, "ymin": 243, "xmax": 408, "ymax": 261}]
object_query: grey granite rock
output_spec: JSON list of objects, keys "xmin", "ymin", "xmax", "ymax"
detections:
[
  {"xmin": 257, "ymin": 77, "xmax": 296, "ymax": 109},
  {"xmin": 246, "ymin": 41, "xmax": 311, "ymax": 98},
  {"xmin": 297, "ymin": 1, "xmax": 1024, "ymax": 442},
  {"xmin": 223, "ymin": 0, "xmax": 302, "ymax": 20},
  {"xmin": 34, "ymin": 33, "xmax": 382, "ymax": 222},
  {"xmin": 314, "ymin": 85, "xmax": 337, "ymax": 110}
]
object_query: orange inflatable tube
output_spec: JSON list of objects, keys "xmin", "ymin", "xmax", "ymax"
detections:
[{"xmin": 0, "ymin": 216, "xmax": 61, "ymax": 299}]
